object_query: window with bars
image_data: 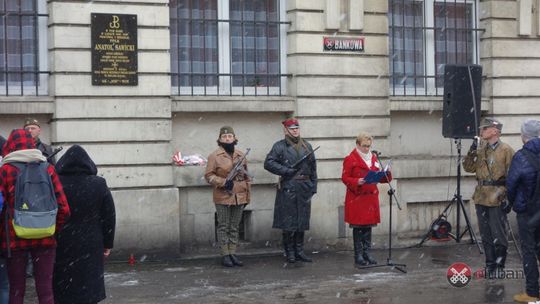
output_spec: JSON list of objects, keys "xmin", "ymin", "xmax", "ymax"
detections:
[
  {"xmin": 170, "ymin": 0, "xmax": 288, "ymax": 96},
  {"xmin": 389, "ymin": 0, "xmax": 480, "ymax": 96},
  {"xmin": 0, "ymin": 0, "xmax": 48, "ymax": 96}
]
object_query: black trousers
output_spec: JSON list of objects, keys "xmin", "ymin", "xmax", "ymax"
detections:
[
  {"xmin": 475, "ymin": 205, "xmax": 508, "ymax": 269},
  {"xmin": 517, "ymin": 212, "xmax": 540, "ymax": 297}
]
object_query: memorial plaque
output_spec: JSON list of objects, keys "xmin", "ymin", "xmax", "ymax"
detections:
[{"xmin": 92, "ymin": 13, "xmax": 138, "ymax": 86}]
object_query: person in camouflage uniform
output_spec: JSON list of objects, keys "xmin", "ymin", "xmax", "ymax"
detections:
[{"xmin": 463, "ymin": 117, "xmax": 514, "ymax": 278}]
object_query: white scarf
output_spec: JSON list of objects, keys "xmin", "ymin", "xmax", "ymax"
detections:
[
  {"xmin": 357, "ymin": 148, "xmax": 372, "ymax": 167},
  {"xmin": 1, "ymin": 149, "xmax": 46, "ymax": 165}
]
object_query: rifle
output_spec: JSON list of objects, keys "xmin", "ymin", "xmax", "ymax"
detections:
[
  {"xmin": 290, "ymin": 146, "xmax": 320, "ymax": 169},
  {"xmin": 224, "ymin": 148, "xmax": 251, "ymax": 193},
  {"xmin": 277, "ymin": 146, "xmax": 320, "ymax": 189},
  {"xmin": 47, "ymin": 146, "xmax": 63, "ymax": 161}
]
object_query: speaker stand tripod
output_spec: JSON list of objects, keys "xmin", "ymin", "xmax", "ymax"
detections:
[
  {"xmin": 416, "ymin": 139, "xmax": 483, "ymax": 254},
  {"xmin": 358, "ymin": 153, "xmax": 406, "ymax": 273}
]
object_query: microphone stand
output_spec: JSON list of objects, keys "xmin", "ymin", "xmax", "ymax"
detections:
[{"xmin": 359, "ymin": 150, "xmax": 406, "ymax": 273}]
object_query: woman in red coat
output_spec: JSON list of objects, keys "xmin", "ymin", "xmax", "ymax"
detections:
[{"xmin": 341, "ymin": 132, "xmax": 391, "ymax": 267}]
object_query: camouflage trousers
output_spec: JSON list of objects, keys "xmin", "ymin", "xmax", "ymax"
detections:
[{"xmin": 215, "ymin": 204, "xmax": 244, "ymax": 255}]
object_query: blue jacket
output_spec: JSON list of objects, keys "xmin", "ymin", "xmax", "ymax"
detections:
[{"xmin": 506, "ymin": 138, "xmax": 540, "ymax": 214}]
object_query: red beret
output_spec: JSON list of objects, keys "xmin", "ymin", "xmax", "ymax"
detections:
[{"xmin": 282, "ymin": 118, "xmax": 299, "ymax": 129}]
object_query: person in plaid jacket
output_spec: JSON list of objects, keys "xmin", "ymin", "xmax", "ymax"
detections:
[{"xmin": 0, "ymin": 129, "xmax": 70, "ymax": 304}]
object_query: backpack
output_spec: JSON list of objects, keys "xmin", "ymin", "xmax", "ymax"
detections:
[{"xmin": 9, "ymin": 162, "xmax": 58, "ymax": 239}]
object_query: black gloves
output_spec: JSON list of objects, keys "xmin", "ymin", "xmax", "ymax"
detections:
[
  {"xmin": 470, "ymin": 137, "xmax": 478, "ymax": 152},
  {"xmin": 500, "ymin": 200, "xmax": 512, "ymax": 214},
  {"xmin": 285, "ymin": 168, "xmax": 298, "ymax": 177},
  {"xmin": 224, "ymin": 180, "xmax": 234, "ymax": 191}
]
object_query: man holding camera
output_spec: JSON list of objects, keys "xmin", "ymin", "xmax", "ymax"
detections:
[
  {"xmin": 463, "ymin": 117, "xmax": 514, "ymax": 278},
  {"xmin": 506, "ymin": 119, "xmax": 540, "ymax": 303}
]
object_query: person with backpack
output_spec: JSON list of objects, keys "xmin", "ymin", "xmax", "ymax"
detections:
[
  {"xmin": 0, "ymin": 129, "xmax": 70, "ymax": 304},
  {"xmin": 506, "ymin": 119, "xmax": 540, "ymax": 303},
  {"xmin": 52, "ymin": 145, "xmax": 115, "ymax": 304}
]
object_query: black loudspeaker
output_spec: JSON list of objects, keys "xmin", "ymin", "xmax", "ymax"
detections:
[{"xmin": 442, "ymin": 64, "xmax": 482, "ymax": 139}]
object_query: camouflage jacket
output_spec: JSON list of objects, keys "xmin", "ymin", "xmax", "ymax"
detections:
[{"xmin": 462, "ymin": 140, "xmax": 514, "ymax": 207}]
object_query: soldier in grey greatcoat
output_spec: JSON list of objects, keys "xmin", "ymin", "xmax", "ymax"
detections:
[{"xmin": 264, "ymin": 118, "xmax": 317, "ymax": 263}]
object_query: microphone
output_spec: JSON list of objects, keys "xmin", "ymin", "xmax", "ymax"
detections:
[{"xmin": 372, "ymin": 150, "xmax": 381, "ymax": 156}]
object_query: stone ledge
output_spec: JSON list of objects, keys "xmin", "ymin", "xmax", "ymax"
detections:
[
  {"xmin": 171, "ymin": 96, "xmax": 295, "ymax": 112},
  {"xmin": 0, "ymin": 96, "xmax": 55, "ymax": 114},
  {"xmin": 390, "ymin": 96, "xmax": 490, "ymax": 112}
]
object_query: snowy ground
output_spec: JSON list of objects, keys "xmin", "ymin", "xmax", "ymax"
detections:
[{"xmin": 22, "ymin": 243, "xmax": 525, "ymax": 303}]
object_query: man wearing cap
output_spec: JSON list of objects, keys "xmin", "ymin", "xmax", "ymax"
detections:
[
  {"xmin": 264, "ymin": 117, "xmax": 318, "ymax": 264},
  {"xmin": 463, "ymin": 117, "xmax": 514, "ymax": 278},
  {"xmin": 23, "ymin": 118, "xmax": 55, "ymax": 165},
  {"xmin": 506, "ymin": 119, "xmax": 540, "ymax": 303},
  {"xmin": 204, "ymin": 126, "xmax": 251, "ymax": 267}
]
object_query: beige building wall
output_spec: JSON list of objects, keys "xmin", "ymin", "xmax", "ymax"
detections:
[
  {"xmin": 48, "ymin": 0, "xmax": 179, "ymax": 252},
  {"xmin": 1, "ymin": 0, "xmax": 537, "ymax": 254}
]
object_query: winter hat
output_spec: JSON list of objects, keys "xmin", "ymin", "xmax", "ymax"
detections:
[
  {"xmin": 521, "ymin": 119, "xmax": 540, "ymax": 140},
  {"xmin": 219, "ymin": 126, "xmax": 235, "ymax": 137}
]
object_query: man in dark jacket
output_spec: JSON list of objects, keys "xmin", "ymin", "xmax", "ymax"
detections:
[
  {"xmin": 0, "ymin": 135, "xmax": 5, "ymax": 153},
  {"xmin": 54, "ymin": 145, "xmax": 116, "ymax": 304},
  {"xmin": 507, "ymin": 119, "xmax": 540, "ymax": 303},
  {"xmin": 23, "ymin": 118, "xmax": 55, "ymax": 165},
  {"xmin": 264, "ymin": 117, "xmax": 317, "ymax": 263}
]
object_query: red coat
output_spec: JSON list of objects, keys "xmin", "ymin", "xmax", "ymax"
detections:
[{"xmin": 341, "ymin": 149, "xmax": 392, "ymax": 226}]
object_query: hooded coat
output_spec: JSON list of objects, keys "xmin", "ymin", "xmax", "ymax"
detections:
[
  {"xmin": 53, "ymin": 145, "xmax": 116, "ymax": 304},
  {"xmin": 0, "ymin": 129, "xmax": 70, "ymax": 251},
  {"xmin": 0, "ymin": 135, "xmax": 5, "ymax": 155}
]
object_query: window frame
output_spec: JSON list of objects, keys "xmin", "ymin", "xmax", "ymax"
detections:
[
  {"xmin": 171, "ymin": 0, "xmax": 288, "ymax": 96},
  {"xmin": 389, "ymin": 0, "xmax": 480, "ymax": 96},
  {"xmin": 0, "ymin": 0, "xmax": 48, "ymax": 96}
]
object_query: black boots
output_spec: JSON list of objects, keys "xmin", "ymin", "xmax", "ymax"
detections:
[
  {"xmin": 353, "ymin": 228, "xmax": 367, "ymax": 266},
  {"xmin": 229, "ymin": 254, "xmax": 243, "ymax": 266},
  {"xmin": 282, "ymin": 231, "xmax": 312, "ymax": 263},
  {"xmin": 222, "ymin": 255, "xmax": 234, "ymax": 267},
  {"xmin": 361, "ymin": 228, "xmax": 377, "ymax": 265},
  {"xmin": 283, "ymin": 231, "xmax": 296, "ymax": 263},
  {"xmin": 294, "ymin": 232, "xmax": 313, "ymax": 262},
  {"xmin": 222, "ymin": 255, "xmax": 243, "ymax": 267},
  {"xmin": 353, "ymin": 228, "xmax": 377, "ymax": 266}
]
